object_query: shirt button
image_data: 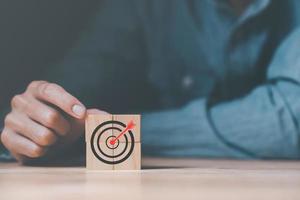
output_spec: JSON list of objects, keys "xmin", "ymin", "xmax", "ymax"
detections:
[{"xmin": 182, "ymin": 75, "xmax": 194, "ymax": 90}]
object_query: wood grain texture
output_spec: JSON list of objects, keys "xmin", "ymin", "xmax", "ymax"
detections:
[
  {"xmin": 86, "ymin": 114, "xmax": 113, "ymax": 170},
  {"xmin": 1, "ymin": 158, "xmax": 300, "ymax": 200},
  {"xmin": 112, "ymin": 114, "xmax": 141, "ymax": 170}
]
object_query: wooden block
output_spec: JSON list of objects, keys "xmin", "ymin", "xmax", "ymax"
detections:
[
  {"xmin": 86, "ymin": 114, "xmax": 114, "ymax": 170},
  {"xmin": 113, "ymin": 142, "xmax": 141, "ymax": 170},
  {"xmin": 112, "ymin": 114, "xmax": 141, "ymax": 143},
  {"xmin": 86, "ymin": 114, "xmax": 141, "ymax": 170}
]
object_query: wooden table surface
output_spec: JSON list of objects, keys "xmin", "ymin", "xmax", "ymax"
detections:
[{"xmin": 1, "ymin": 158, "xmax": 300, "ymax": 200}]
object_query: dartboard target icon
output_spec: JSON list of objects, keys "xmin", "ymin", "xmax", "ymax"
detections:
[{"xmin": 90, "ymin": 120, "xmax": 135, "ymax": 165}]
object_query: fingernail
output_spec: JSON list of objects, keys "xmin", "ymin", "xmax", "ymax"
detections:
[{"xmin": 72, "ymin": 104, "xmax": 85, "ymax": 117}]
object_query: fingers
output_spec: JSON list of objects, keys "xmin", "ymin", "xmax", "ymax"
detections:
[
  {"xmin": 27, "ymin": 81, "xmax": 86, "ymax": 119},
  {"xmin": 12, "ymin": 96, "xmax": 70, "ymax": 136},
  {"xmin": 1, "ymin": 128, "xmax": 47, "ymax": 158},
  {"xmin": 4, "ymin": 112, "xmax": 57, "ymax": 146},
  {"xmin": 2, "ymin": 80, "xmax": 88, "ymax": 163}
]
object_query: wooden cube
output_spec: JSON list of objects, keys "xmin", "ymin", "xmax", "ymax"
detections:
[{"xmin": 86, "ymin": 114, "xmax": 141, "ymax": 170}]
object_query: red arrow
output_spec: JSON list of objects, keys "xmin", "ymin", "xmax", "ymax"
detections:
[{"xmin": 110, "ymin": 120, "xmax": 135, "ymax": 145}]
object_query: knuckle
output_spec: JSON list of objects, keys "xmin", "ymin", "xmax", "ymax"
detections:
[
  {"xmin": 27, "ymin": 81, "xmax": 39, "ymax": 91},
  {"xmin": 11, "ymin": 94, "xmax": 22, "ymax": 108},
  {"xmin": 44, "ymin": 110, "xmax": 60, "ymax": 127},
  {"xmin": 11, "ymin": 94, "xmax": 28, "ymax": 112},
  {"xmin": 37, "ymin": 129, "xmax": 56, "ymax": 146},
  {"xmin": 28, "ymin": 145, "xmax": 44, "ymax": 158},
  {"xmin": 1, "ymin": 131, "xmax": 11, "ymax": 150},
  {"xmin": 41, "ymin": 83, "xmax": 60, "ymax": 96},
  {"xmin": 27, "ymin": 80, "xmax": 46, "ymax": 91},
  {"xmin": 0, "ymin": 131, "xmax": 7, "ymax": 146},
  {"xmin": 4, "ymin": 113, "xmax": 13, "ymax": 127}
]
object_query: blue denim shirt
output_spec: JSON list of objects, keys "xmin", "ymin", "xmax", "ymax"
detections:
[{"xmin": 2, "ymin": 0, "xmax": 300, "ymax": 160}]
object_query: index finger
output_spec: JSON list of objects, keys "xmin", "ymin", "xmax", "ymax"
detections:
[{"xmin": 28, "ymin": 81, "xmax": 86, "ymax": 119}]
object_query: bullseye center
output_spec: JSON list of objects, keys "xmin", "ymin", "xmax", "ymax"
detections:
[
  {"xmin": 110, "ymin": 140, "xmax": 115, "ymax": 145},
  {"xmin": 105, "ymin": 136, "xmax": 119, "ymax": 149}
]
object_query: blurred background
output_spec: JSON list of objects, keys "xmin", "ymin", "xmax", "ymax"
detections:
[{"xmin": 0, "ymin": 1, "xmax": 100, "ymax": 115}]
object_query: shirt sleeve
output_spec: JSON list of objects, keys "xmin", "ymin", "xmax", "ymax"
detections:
[{"xmin": 142, "ymin": 28, "xmax": 300, "ymax": 159}]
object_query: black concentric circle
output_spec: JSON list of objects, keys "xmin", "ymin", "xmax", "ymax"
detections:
[{"xmin": 90, "ymin": 120, "xmax": 135, "ymax": 165}]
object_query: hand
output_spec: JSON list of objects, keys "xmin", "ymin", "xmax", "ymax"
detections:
[{"xmin": 0, "ymin": 80, "xmax": 88, "ymax": 163}]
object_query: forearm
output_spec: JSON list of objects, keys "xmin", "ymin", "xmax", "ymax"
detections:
[
  {"xmin": 209, "ymin": 80, "xmax": 300, "ymax": 159},
  {"xmin": 142, "ymin": 80, "xmax": 300, "ymax": 159},
  {"xmin": 142, "ymin": 99, "xmax": 246, "ymax": 158}
]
